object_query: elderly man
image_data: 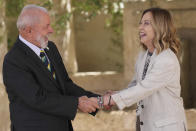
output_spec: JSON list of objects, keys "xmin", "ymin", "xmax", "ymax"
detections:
[{"xmin": 3, "ymin": 4, "xmax": 99, "ymax": 131}]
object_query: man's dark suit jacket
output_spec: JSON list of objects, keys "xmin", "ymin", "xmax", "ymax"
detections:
[{"xmin": 3, "ymin": 38, "xmax": 98, "ymax": 131}]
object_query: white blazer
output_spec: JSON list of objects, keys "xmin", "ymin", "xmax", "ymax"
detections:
[{"xmin": 112, "ymin": 49, "xmax": 187, "ymax": 131}]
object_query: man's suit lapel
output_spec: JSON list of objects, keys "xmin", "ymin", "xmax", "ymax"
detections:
[
  {"xmin": 44, "ymin": 48, "xmax": 66, "ymax": 93},
  {"xmin": 16, "ymin": 39, "xmax": 59, "ymax": 89}
]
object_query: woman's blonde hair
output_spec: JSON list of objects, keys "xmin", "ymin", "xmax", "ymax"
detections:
[{"xmin": 141, "ymin": 8, "xmax": 181, "ymax": 56}]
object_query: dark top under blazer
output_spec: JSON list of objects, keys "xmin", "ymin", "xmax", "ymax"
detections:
[{"xmin": 3, "ymin": 38, "xmax": 98, "ymax": 131}]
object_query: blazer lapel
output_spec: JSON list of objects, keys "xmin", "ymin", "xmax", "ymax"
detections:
[
  {"xmin": 16, "ymin": 39, "xmax": 59, "ymax": 89},
  {"xmin": 44, "ymin": 48, "xmax": 65, "ymax": 93},
  {"xmin": 146, "ymin": 49, "xmax": 157, "ymax": 75},
  {"xmin": 138, "ymin": 49, "xmax": 157, "ymax": 81},
  {"xmin": 138, "ymin": 51, "xmax": 148, "ymax": 81}
]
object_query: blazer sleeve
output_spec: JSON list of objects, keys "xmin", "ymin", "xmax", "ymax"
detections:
[
  {"xmin": 3, "ymin": 57, "xmax": 78, "ymax": 120},
  {"xmin": 112, "ymin": 55, "xmax": 178, "ymax": 110}
]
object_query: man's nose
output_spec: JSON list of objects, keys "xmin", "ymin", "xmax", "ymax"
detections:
[{"xmin": 49, "ymin": 26, "xmax": 54, "ymax": 33}]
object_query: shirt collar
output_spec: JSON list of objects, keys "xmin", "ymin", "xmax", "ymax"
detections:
[{"xmin": 19, "ymin": 35, "xmax": 44, "ymax": 57}]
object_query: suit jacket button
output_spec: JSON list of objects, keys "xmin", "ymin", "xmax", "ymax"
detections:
[{"xmin": 140, "ymin": 121, "xmax": 144, "ymax": 125}]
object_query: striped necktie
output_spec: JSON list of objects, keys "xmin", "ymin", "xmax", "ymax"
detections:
[{"xmin": 40, "ymin": 50, "xmax": 56, "ymax": 79}]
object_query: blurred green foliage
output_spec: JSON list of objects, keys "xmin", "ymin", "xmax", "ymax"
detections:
[
  {"xmin": 6, "ymin": 0, "xmax": 26, "ymax": 49},
  {"xmin": 5, "ymin": 0, "xmax": 123, "ymax": 52},
  {"xmin": 6, "ymin": 0, "xmax": 26, "ymax": 17}
]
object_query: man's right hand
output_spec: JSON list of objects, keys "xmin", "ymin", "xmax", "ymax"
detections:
[{"xmin": 78, "ymin": 96, "xmax": 99, "ymax": 113}]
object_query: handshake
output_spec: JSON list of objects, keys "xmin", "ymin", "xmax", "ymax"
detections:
[{"xmin": 78, "ymin": 91, "xmax": 116, "ymax": 113}]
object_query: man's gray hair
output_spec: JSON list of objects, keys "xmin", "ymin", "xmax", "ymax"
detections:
[{"xmin": 17, "ymin": 4, "xmax": 48, "ymax": 30}]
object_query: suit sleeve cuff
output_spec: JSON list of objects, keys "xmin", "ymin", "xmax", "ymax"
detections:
[
  {"xmin": 111, "ymin": 93, "xmax": 126, "ymax": 110},
  {"xmin": 67, "ymin": 96, "xmax": 79, "ymax": 120}
]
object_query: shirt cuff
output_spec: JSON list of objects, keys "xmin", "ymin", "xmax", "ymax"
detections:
[{"xmin": 111, "ymin": 93, "xmax": 126, "ymax": 110}]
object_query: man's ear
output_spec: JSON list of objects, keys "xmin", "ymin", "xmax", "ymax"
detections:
[{"xmin": 24, "ymin": 26, "xmax": 32, "ymax": 34}]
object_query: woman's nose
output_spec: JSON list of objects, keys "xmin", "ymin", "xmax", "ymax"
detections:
[{"xmin": 139, "ymin": 23, "xmax": 143, "ymax": 30}]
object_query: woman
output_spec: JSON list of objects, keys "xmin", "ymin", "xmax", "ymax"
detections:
[{"xmin": 109, "ymin": 8, "xmax": 187, "ymax": 131}]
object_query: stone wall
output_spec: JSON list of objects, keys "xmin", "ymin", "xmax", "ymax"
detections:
[
  {"xmin": 74, "ymin": 13, "xmax": 123, "ymax": 72},
  {"xmin": 72, "ymin": 109, "xmax": 196, "ymax": 131}
]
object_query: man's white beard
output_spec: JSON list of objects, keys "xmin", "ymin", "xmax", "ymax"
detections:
[
  {"xmin": 36, "ymin": 33, "xmax": 48, "ymax": 49},
  {"xmin": 40, "ymin": 41, "xmax": 48, "ymax": 49}
]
